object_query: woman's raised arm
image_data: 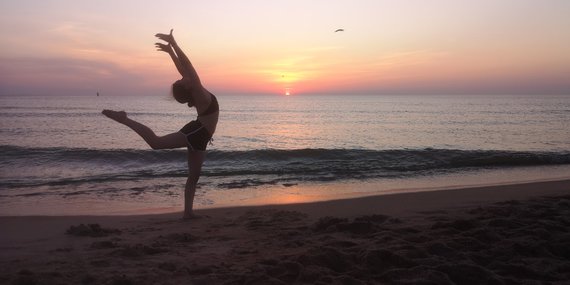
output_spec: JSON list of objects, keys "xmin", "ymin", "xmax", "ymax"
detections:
[
  {"xmin": 155, "ymin": 29, "xmax": 204, "ymax": 92},
  {"xmin": 155, "ymin": 41, "xmax": 185, "ymax": 76}
]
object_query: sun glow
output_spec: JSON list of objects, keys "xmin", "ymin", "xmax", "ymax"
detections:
[{"xmin": 278, "ymin": 73, "xmax": 297, "ymax": 96}]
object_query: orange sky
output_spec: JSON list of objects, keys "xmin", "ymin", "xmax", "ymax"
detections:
[{"xmin": 0, "ymin": 0, "xmax": 569, "ymax": 96}]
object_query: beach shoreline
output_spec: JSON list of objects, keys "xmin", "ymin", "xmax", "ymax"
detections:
[
  {"xmin": 3, "ymin": 164, "xmax": 570, "ymax": 217},
  {"xmin": 1, "ymin": 179, "xmax": 569, "ymax": 284},
  {"xmin": 202, "ymin": 170, "xmax": 570, "ymax": 213}
]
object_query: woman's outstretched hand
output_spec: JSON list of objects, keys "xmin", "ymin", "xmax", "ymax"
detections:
[
  {"xmin": 155, "ymin": 42, "xmax": 172, "ymax": 53},
  {"xmin": 155, "ymin": 29, "xmax": 175, "ymax": 44}
]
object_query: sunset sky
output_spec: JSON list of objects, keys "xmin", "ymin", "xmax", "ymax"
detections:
[{"xmin": 0, "ymin": 0, "xmax": 569, "ymax": 96}]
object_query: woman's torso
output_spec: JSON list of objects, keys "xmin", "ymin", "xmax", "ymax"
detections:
[{"xmin": 196, "ymin": 93, "xmax": 219, "ymax": 135}]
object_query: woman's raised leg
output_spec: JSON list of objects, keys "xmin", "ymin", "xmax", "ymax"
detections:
[{"xmin": 102, "ymin": 110, "xmax": 187, "ymax": 149}]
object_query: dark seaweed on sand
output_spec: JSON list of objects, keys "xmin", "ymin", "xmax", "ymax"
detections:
[{"xmin": 66, "ymin": 223, "xmax": 121, "ymax": 237}]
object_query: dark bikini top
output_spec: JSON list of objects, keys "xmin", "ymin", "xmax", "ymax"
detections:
[{"xmin": 198, "ymin": 93, "xmax": 219, "ymax": 117}]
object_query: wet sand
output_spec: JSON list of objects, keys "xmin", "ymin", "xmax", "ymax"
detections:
[{"xmin": 1, "ymin": 179, "xmax": 569, "ymax": 284}]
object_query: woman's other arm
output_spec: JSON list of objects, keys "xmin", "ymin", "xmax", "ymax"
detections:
[
  {"xmin": 155, "ymin": 40, "xmax": 185, "ymax": 76},
  {"xmin": 155, "ymin": 29, "xmax": 205, "ymax": 93}
]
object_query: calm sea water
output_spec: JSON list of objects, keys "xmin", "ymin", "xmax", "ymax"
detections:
[{"xmin": 1, "ymin": 94, "xmax": 570, "ymax": 215}]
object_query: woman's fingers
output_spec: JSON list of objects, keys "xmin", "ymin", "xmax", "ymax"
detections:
[
  {"xmin": 155, "ymin": 31, "xmax": 174, "ymax": 44},
  {"xmin": 155, "ymin": 42, "xmax": 171, "ymax": 51},
  {"xmin": 155, "ymin": 33, "xmax": 168, "ymax": 41}
]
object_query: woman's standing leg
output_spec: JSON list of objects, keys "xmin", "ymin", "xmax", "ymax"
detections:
[{"xmin": 184, "ymin": 150, "xmax": 206, "ymax": 219}]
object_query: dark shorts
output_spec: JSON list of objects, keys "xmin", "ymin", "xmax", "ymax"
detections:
[{"xmin": 179, "ymin": 120, "xmax": 212, "ymax": 151}]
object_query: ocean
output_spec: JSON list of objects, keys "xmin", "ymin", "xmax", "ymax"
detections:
[{"xmin": 1, "ymin": 94, "xmax": 570, "ymax": 215}]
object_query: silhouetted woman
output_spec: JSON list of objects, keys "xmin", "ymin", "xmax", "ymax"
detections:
[{"xmin": 102, "ymin": 29, "xmax": 219, "ymax": 219}]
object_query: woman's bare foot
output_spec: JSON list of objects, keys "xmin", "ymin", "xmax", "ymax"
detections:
[
  {"xmin": 102, "ymin": 110, "xmax": 127, "ymax": 124},
  {"xmin": 182, "ymin": 212, "xmax": 209, "ymax": 221},
  {"xmin": 182, "ymin": 213, "xmax": 196, "ymax": 220}
]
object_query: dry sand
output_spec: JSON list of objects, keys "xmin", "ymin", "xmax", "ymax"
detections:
[{"xmin": 1, "ymin": 179, "xmax": 569, "ymax": 284}]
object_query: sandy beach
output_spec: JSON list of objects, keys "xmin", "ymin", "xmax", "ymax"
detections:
[{"xmin": 1, "ymin": 179, "xmax": 569, "ymax": 284}]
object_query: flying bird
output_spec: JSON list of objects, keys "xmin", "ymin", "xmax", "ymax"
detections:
[{"xmin": 335, "ymin": 29, "xmax": 344, "ymax": 32}]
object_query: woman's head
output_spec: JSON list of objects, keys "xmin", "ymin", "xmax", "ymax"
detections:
[{"xmin": 172, "ymin": 80, "xmax": 194, "ymax": 107}]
